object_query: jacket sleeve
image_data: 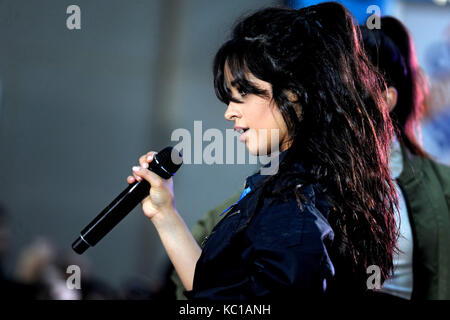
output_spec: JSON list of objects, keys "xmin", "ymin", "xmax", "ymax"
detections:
[
  {"xmin": 184, "ymin": 199, "xmax": 335, "ymax": 300},
  {"xmin": 429, "ymin": 160, "xmax": 450, "ymax": 299}
]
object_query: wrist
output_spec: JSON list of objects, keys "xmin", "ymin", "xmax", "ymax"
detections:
[{"xmin": 150, "ymin": 205, "xmax": 180, "ymax": 229}]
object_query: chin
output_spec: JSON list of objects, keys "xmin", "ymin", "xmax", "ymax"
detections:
[
  {"xmin": 245, "ymin": 145, "xmax": 258, "ymax": 156},
  {"xmin": 246, "ymin": 142, "xmax": 273, "ymax": 156},
  {"xmin": 244, "ymin": 140, "xmax": 258, "ymax": 156}
]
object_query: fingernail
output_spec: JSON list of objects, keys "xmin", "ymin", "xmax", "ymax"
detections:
[
  {"xmin": 142, "ymin": 162, "xmax": 148, "ymax": 169},
  {"xmin": 132, "ymin": 166, "xmax": 140, "ymax": 172},
  {"xmin": 147, "ymin": 155, "xmax": 153, "ymax": 161}
]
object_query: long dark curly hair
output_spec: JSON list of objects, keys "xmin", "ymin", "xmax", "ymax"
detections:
[
  {"xmin": 361, "ymin": 17, "xmax": 429, "ymax": 157},
  {"xmin": 213, "ymin": 2, "xmax": 398, "ymax": 289}
]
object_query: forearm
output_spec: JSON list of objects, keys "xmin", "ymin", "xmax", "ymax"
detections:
[{"xmin": 151, "ymin": 207, "xmax": 202, "ymax": 291}]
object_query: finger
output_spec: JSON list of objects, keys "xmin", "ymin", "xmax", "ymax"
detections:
[
  {"xmin": 127, "ymin": 176, "xmax": 136, "ymax": 184},
  {"xmin": 139, "ymin": 155, "xmax": 149, "ymax": 169},
  {"xmin": 139, "ymin": 151, "xmax": 157, "ymax": 169},
  {"xmin": 146, "ymin": 151, "xmax": 157, "ymax": 161},
  {"xmin": 132, "ymin": 170, "xmax": 143, "ymax": 182},
  {"xmin": 132, "ymin": 166, "xmax": 164, "ymax": 187}
]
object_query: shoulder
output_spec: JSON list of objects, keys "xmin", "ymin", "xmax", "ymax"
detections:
[
  {"xmin": 192, "ymin": 190, "xmax": 242, "ymax": 242},
  {"xmin": 428, "ymin": 159, "xmax": 450, "ymax": 186},
  {"xmin": 246, "ymin": 182, "xmax": 334, "ymax": 250},
  {"xmin": 400, "ymin": 147, "xmax": 450, "ymax": 191}
]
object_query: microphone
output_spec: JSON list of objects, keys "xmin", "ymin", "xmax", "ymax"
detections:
[{"xmin": 72, "ymin": 146, "xmax": 183, "ymax": 255}]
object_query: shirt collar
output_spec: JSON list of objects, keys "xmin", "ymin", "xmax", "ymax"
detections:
[
  {"xmin": 244, "ymin": 149, "xmax": 290, "ymax": 191},
  {"xmin": 389, "ymin": 135, "xmax": 403, "ymax": 179}
]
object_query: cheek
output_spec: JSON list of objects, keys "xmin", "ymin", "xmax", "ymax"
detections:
[
  {"xmin": 272, "ymin": 108, "xmax": 289, "ymax": 138},
  {"xmin": 245, "ymin": 100, "xmax": 278, "ymax": 128}
]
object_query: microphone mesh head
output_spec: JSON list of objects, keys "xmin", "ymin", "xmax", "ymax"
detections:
[{"xmin": 155, "ymin": 147, "xmax": 183, "ymax": 175}]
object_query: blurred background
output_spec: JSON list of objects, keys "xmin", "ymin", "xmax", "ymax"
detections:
[{"xmin": 0, "ymin": 0, "xmax": 448, "ymax": 299}]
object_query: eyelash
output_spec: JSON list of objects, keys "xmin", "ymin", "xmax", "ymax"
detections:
[{"xmin": 238, "ymin": 89, "xmax": 248, "ymax": 97}]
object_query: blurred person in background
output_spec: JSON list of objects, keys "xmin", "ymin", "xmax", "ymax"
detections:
[
  {"xmin": 360, "ymin": 16, "xmax": 450, "ymax": 300},
  {"xmin": 15, "ymin": 237, "xmax": 81, "ymax": 299},
  {"xmin": 0, "ymin": 204, "xmax": 37, "ymax": 299},
  {"xmin": 15, "ymin": 237, "xmax": 118, "ymax": 299}
]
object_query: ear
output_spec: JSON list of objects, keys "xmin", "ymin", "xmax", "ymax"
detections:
[
  {"xmin": 284, "ymin": 90, "xmax": 303, "ymax": 121},
  {"xmin": 385, "ymin": 86, "xmax": 398, "ymax": 112}
]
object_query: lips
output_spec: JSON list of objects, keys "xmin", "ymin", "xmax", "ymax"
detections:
[
  {"xmin": 234, "ymin": 126, "xmax": 249, "ymax": 134},
  {"xmin": 239, "ymin": 130, "xmax": 248, "ymax": 142},
  {"xmin": 233, "ymin": 126, "xmax": 249, "ymax": 142}
]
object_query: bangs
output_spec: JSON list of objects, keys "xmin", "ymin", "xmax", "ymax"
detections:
[{"xmin": 213, "ymin": 39, "xmax": 270, "ymax": 104}]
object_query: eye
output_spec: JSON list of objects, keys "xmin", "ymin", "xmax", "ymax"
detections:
[{"xmin": 238, "ymin": 89, "xmax": 248, "ymax": 97}]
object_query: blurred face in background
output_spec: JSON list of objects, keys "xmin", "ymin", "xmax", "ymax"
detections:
[{"xmin": 223, "ymin": 62, "xmax": 291, "ymax": 156}]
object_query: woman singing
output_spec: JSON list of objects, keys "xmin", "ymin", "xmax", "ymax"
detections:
[{"xmin": 127, "ymin": 2, "xmax": 398, "ymax": 300}]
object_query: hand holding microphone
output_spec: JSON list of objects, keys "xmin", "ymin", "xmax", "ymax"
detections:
[
  {"xmin": 72, "ymin": 146, "xmax": 183, "ymax": 254},
  {"xmin": 128, "ymin": 150, "xmax": 177, "ymax": 220}
]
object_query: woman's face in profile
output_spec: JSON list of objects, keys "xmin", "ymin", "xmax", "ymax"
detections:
[{"xmin": 223, "ymin": 63, "xmax": 291, "ymax": 156}]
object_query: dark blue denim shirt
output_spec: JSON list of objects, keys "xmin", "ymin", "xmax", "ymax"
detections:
[{"xmin": 184, "ymin": 151, "xmax": 335, "ymax": 300}]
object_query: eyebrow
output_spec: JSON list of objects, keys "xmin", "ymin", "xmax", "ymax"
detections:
[
  {"xmin": 230, "ymin": 79, "xmax": 239, "ymax": 87},
  {"xmin": 230, "ymin": 78, "xmax": 253, "ymax": 89}
]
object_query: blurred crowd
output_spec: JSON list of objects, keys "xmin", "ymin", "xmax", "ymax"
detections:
[{"xmin": 0, "ymin": 206, "xmax": 176, "ymax": 300}]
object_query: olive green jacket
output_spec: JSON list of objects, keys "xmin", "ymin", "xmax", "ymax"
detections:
[
  {"xmin": 397, "ymin": 147, "xmax": 450, "ymax": 300},
  {"xmin": 171, "ymin": 147, "xmax": 450, "ymax": 300}
]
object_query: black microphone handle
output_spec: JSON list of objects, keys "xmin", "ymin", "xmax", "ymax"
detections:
[
  {"xmin": 72, "ymin": 179, "xmax": 150, "ymax": 254},
  {"xmin": 72, "ymin": 146, "xmax": 182, "ymax": 255}
]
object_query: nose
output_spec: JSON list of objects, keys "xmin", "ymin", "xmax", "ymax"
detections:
[{"xmin": 224, "ymin": 102, "xmax": 241, "ymax": 121}]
